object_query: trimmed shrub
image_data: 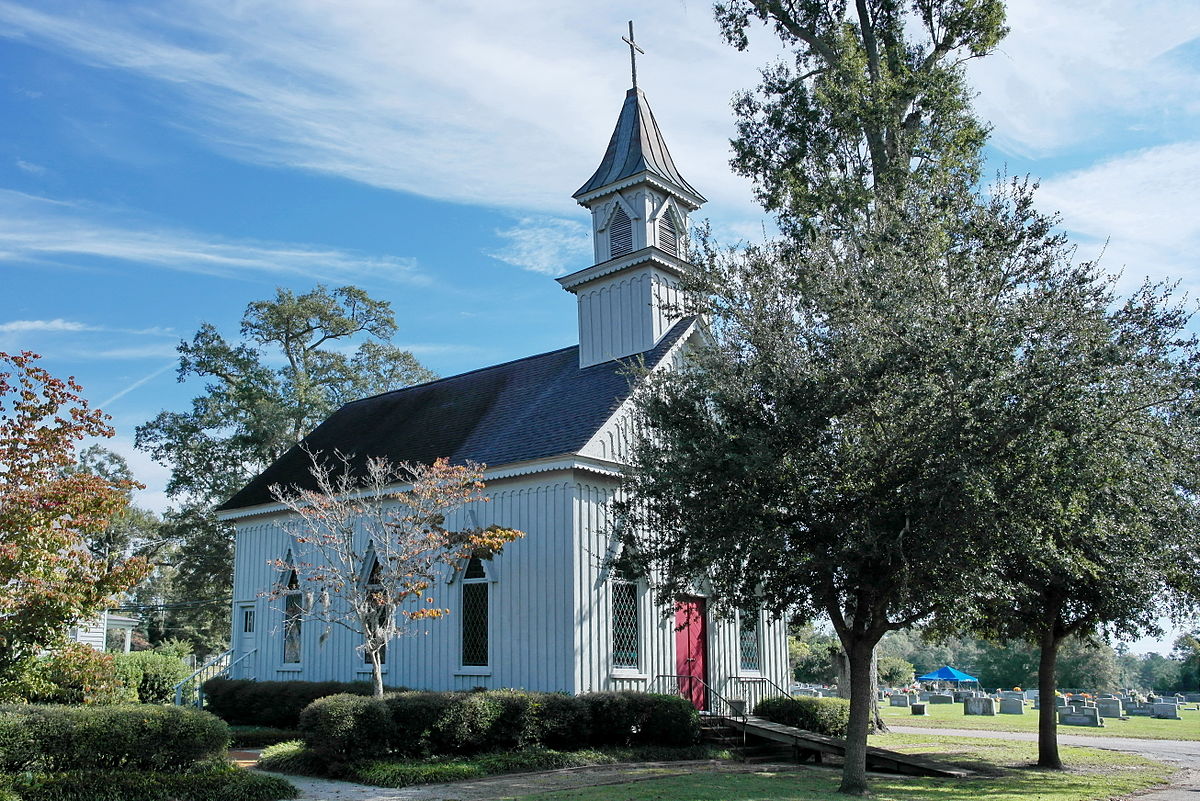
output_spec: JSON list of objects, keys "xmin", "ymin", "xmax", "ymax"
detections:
[
  {"xmin": 0, "ymin": 711, "xmax": 35, "ymax": 772},
  {"xmin": 427, "ymin": 690, "xmax": 541, "ymax": 755},
  {"xmin": 203, "ymin": 678, "xmax": 382, "ymax": 728},
  {"xmin": 0, "ymin": 704, "xmax": 230, "ymax": 772},
  {"xmin": 257, "ymin": 741, "xmax": 329, "ymax": 777},
  {"xmin": 581, "ymin": 691, "xmax": 635, "ymax": 745},
  {"xmin": 384, "ymin": 691, "xmax": 460, "ymax": 756},
  {"xmin": 113, "ymin": 652, "xmax": 191, "ymax": 704},
  {"xmin": 230, "ymin": 726, "xmax": 303, "ymax": 748},
  {"xmin": 536, "ymin": 693, "xmax": 591, "ymax": 750},
  {"xmin": 13, "ymin": 765, "xmax": 296, "ymax": 801},
  {"xmin": 753, "ymin": 695, "xmax": 851, "ymax": 737},
  {"xmin": 298, "ymin": 694, "xmax": 392, "ymax": 764},
  {"xmin": 629, "ymin": 693, "xmax": 699, "ymax": 746},
  {"xmin": 349, "ymin": 760, "xmax": 483, "ymax": 787},
  {"xmin": 26, "ymin": 643, "xmax": 135, "ymax": 705}
]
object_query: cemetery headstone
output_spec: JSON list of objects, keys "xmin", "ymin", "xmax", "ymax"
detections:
[
  {"xmin": 890, "ymin": 694, "xmax": 912, "ymax": 708},
  {"xmin": 911, "ymin": 703, "xmax": 928, "ymax": 716},
  {"xmin": 1185, "ymin": 693, "xmax": 1200, "ymax": 703},
  {"xmin": 964, "ymin": 697, "xmax": 998, "ymax": 716},
  {"xmin": 1097, "ymin": 698, "xmax": 1124, "ymax": 719},
  {"xmin": 1152, "ymin": 703, "xmax": 1182, "ymax": 720},
  {"xmin": 1058, "ymin": 707, "xmax": 1103, "ymax": 727},
  {"xmin": 929, "ymin": 693, "xmax": 954, "ymax": 705},
  {"xmin": 1125, "ymin": 703, "xmax": 1154, "ymax": 717},
  {"xmin": 999, "ymin": 698, "xmax": 1025, "ymax": 715}
]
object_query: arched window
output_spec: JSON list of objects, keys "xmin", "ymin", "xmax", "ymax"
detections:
[
  {"xmin": 739, "ymin": 609, "xmax": 761, "ymax": 673},
  {"xmin": 461, "ymin": 556, "xmax": 489, "ymax": 667},
  {"xmin": 657, "ymin": 210, "xmax": 678, "ymax": 256},
  {"xmin": 610, "ymin": 205, "xmax": 633, "ymax": 258},
  {"xmin": 611, "ymin": 564, "xmax": 640, "ymax": 670},
  {"xmin": 282, "ymin": 551, "xmax": 303, "ymax": 664},
  {"xmin": 362, "ymin": 551, "xmax": 388, "ymax": 666}
]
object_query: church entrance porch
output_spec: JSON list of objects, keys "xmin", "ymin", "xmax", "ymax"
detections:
[{"xmin": 674, "ymin": 596, "xmax": 708, "ymax": 711}]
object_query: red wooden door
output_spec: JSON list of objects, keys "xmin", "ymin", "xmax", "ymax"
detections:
[{"xmin": 674, "ymin": 597, "xmax": 708, "ymax": 711}]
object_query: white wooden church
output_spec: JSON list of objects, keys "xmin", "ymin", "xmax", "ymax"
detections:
[{"xmin": 217, "ymin": 73, "xmax": 790, "ymax": 711}]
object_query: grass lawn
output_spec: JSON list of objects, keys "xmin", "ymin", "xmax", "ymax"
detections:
[
  {"xmin": 498, "ymin": 734, "xmax": 1176, "ymax": 801},
  {"xmin": 880, "ymin": 700, "xmax": 1200, "ymax": 740}
]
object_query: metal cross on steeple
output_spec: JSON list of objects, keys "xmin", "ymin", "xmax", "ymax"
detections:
[{"xmin": 622, "ymin": 20, "xmax": 644, "ymax": 89}]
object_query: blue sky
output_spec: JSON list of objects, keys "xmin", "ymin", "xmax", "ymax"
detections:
[{"xmin": 2, "ymin": 2, "xmax": 1198, "ymax": 649}]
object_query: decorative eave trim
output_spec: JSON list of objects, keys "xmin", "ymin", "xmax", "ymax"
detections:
[
  {"xmin": 574, "ymin": 170, "xmax": 705, "ymax": 210},
  {"xmin": 556, "ymin": 247, "xmax": 691, "ymax": 292},
  {"xmin": 214, "ymin": 455, "xmax": 624, "ymax": 523}
]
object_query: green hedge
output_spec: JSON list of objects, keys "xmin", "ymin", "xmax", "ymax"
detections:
[
  {"xmin": 112, "ymin": 652, "xmax": 191, "ymax": 704},
  {"xmin": 202, "ymin": 678, "xmax": 390, "ymax": 728},
  {"xmin": 229, "ymin": 726, "xmax": 303, "ymax": 748},
  {"xmin": 297, "ymin": 689, "xmax": 699, "ymax": 764},
  {"xmin": 299, "ymin": 694, "xmax": 393, "ymax": 765},
  {"xmin": 12, "ymin": 765, "xmax": 296, "ymax": 801},
  {"xmin": 0, "ymin": 705, "xmax": 230, "ymax": 772},
  {"xmin": 752, "ymin": 695, "xmax": 851, "ymax": 737}
]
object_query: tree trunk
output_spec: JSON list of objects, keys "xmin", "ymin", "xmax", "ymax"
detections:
[
  {"xmin": 369, "ymin": 649, "xmax": 385, "ymax": 698},
  {"xmin": 838, "ymin": 637, "xmax": 876, "ymax": 795},
  {"xmin": 1037, "ymin": 627, "xmax": 1062, "ymax": 769},
  {"xmin": 870, "ymin": 648, "xmax": 888, "ymax": 733}
]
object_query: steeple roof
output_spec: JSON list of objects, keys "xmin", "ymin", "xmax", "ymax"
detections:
[{"xmin": 573, "ymin": 87, "xmax": 705, "ymax": 205}]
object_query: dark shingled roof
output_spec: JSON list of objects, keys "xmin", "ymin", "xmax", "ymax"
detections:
[
  {"xmin": 573, "ymin": 88, "xmax": 704, "ymax": 203},
  {"xmin": 218, "ymin": 318, "xmax": 696, "ymax": 512}
]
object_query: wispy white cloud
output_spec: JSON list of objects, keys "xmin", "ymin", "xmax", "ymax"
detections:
[
  {"xmin": 489, "ymin": 217, "xmax": 591, "ymax": 275},
  {"xmin": 0, "ymin": 0, "xmax": 768, "ymax": 221},
  {"xmin": 969, "ymin": 0, "xmax": 1200, "ymax": 157},
  {"xmin": 0, "ymin": 318, "xmax": 90, "ymax": 333},
  {"xmin": 1038, "ymin": 141, "xmax": 1200, "ymax": 290},
  {"xmin": 0, "ymin": 189, "xmax": 426, "ymax": 284},
  {"xmin": 97, "ymin": 359, "xmax": 175, "ymax": 407},
  {"xmin": 15, "ymin": 158, "xmax": 46, "ymax": 174}
]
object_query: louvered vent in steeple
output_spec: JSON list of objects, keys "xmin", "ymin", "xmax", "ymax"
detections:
[
  {"xmin": 610, "ymin": 206, "xmax": 633, "ymax": 257},
  {"xmin": 657, "ymin": 211, "xmax": 677, "ymax": 256}
]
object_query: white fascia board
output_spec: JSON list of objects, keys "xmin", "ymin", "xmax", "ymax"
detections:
[
  {"xmin": 556, "ymin": 247, "xmax": 690, "ymax": 292},
  {"xmin": 578, "ymin": 318, "xmax": 700, "ymax": 459},
  {"xmin": 574, "ymin": 171, "xmax": 705, "ymax": 211},
  {"xmin": 214, "ymin": 455, "xmax": 625, "ymax": 523}
]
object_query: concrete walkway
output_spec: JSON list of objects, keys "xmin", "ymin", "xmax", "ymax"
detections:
[
  {"xmin": 886, "ymin": 725, "xmax": 1200, "ymax": 801},
  {"xmin": 252, "ymin": 759, "xmax": 805, "ymax": 801}
]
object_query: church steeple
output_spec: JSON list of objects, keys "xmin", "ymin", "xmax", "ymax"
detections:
[{"xmin": 559, "ymin": 28, "xmax": 706, "ymax": 369}]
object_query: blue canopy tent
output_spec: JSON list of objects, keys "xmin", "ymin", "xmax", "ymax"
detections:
[{"xmin": 917, "ymin": 666, "xmax": 979, "ymax": 687}]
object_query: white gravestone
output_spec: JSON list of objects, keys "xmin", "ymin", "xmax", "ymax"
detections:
[
  {"xmin": 1152, "ymin": 703, "xmax": 1181, "ymax": 720},
  {"xmin": 1058, "ymin": 707, "xmax": 1103, "ymax": 727},
  {"xmin": 964, "ymin": 697, "xmax": 998, "ymax": 716},
  {"xmin": 999, "ymin": 698, "xmax": 1025, "ymax": 715},
  {"xmin": 929, "ymin": 693, "xmax": 954, "ymax": 704},
  {"xmin": 890, "ymin": 694, "xmax": 911, "ymax": 707},
  {"xmin": 1097, "ymin": 698, "xmax": 1124, "ymax": 719}
]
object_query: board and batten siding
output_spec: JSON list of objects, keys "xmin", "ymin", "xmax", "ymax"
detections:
[
  {"xmin": 570, "ymin": 477, "xmax": 791, "ymax": 705},
  {"xmin": 229, "ymin": 475, "xmax": 575, "ymax": 692}
]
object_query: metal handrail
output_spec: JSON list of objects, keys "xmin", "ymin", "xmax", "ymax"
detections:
[
  {"xmin": 172, "ymin": 648, "xmax": 255, "ymax": 706},
  {"xmin": 737, "ymin": 674, "xmax": 796, "ymax": 706},
  {"xmin": 649, "ymin": 673, "xmax": 750, "ymax": 755}
]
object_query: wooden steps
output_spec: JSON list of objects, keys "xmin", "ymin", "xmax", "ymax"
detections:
[{"xmin": 715, "ymin": 715, "xmax": 974, "ymax": 778}]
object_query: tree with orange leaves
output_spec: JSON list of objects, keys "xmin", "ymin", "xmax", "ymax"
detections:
[
  {"xmin": 0, "ymin": 352, "xmax": 150, "ymax": 694},
  {"xmin": 270, "ymin": 452, "xmax": 523, "ymax": 697}
]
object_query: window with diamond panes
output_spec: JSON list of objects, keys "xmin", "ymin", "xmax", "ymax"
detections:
[
  {"xmin": 739, "ymin": 611, "xmax": 761, "ymax": 672},
  {"xmin": 282, "ymin": 561, "xmax": 302, "ymax": 664},
  {"xmin": 362, "ymin": 555, "xmax": 387, "ymax": 666},
  {"xmin": 461, "ymin": 557, "xmax": 489, "ymax": 667},
  {"xmin": 611, "ymin": 567, "xmax": 639, "ymax": 669}
]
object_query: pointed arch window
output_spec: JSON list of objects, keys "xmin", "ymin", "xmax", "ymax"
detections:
[
  {"xmin": 739, "ymin": 609, "xmax": 761, "ymax": 673},
  {"xmin": 282, "ymin": 551, "xmax": 303, "ymax": 665},
  {"xmin": 460, "ymin": 556, "xmax": 489, "ymax": 668},
  {"xmin": 362, "ymin": 551, "xmax": 388, "ymax": 666},
  {"xmin": 657, "ymin": 209, "xmax": 679, "ymax": 256},
  {"xmin": 611, "ymin": 564, "xmax": 640, "ymax": 670},
  {"xmin": 609, "ymin": 205, "xmax": 633, "ymax": 258}
]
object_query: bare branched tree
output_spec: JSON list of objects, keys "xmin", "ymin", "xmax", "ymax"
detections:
[{"xmin": 268, "ymin": 451, "xmax": 523, "ymax": 696}]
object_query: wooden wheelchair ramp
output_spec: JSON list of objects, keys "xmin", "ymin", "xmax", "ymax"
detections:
[{"xmin": 723, "ymin": 716, "xmax": 973, "ymax": 778}]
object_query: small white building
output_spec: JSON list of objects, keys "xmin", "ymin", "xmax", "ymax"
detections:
[
  {"xmin": 217, "ymin": 81, "xmax": 790, "ymax": 712},
  {"xmin": 68, "ymin": 611, "xmax": 139, "ymax": 653}
]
